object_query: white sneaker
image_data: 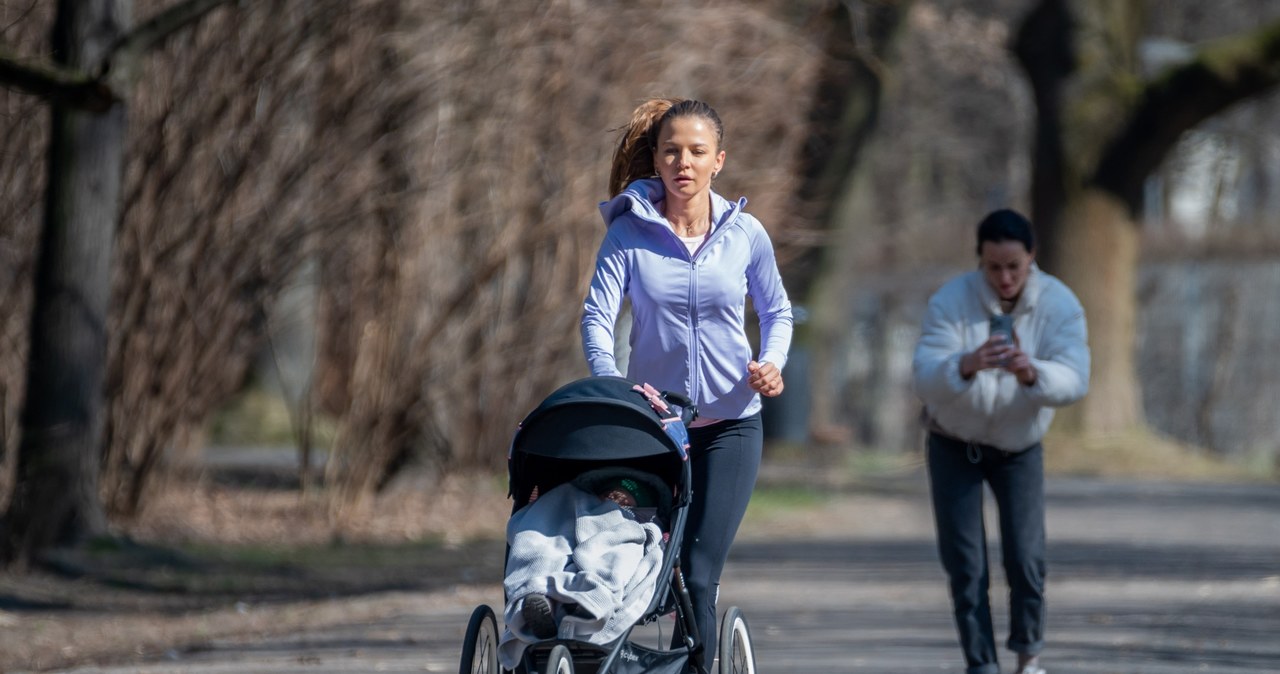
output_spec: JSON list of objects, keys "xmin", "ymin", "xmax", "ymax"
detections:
[{"xmin": 1017, "ymin": 666, "xmax": 1046, "ymax": 674}]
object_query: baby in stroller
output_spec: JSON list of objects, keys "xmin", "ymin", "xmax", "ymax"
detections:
[{"xmin": 498, "ymin": 466, "xmax": 671, "ymax": 669}]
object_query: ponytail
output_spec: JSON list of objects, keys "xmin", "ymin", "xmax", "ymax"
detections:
[{"xmin": 608, "ymin": 98, "xmax": 683, "ymax": 198}]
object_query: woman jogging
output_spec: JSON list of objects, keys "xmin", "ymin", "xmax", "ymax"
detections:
[{"xmin": 581, "ymin": 97, "xmax": 794, "ymax": 669}]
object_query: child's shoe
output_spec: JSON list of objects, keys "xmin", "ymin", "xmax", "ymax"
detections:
[{"xmin": 520, "ymin": 593, "xmax": 557, "ymax": 640}]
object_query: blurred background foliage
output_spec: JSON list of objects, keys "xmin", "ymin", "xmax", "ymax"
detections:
[{"xmin": 1, "ymin": 0, "xmax": 1279, "ymax": 534}]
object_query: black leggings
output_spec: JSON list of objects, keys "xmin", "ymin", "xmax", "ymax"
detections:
[{"xmin": 675, "ymin": 413, "xmax": 762, "ymax": 668}]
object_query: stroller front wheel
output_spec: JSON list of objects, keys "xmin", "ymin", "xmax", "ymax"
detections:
[
  {"xmin": 543, "ymin": 644, "xmax": 574, "ymax": 674},
  {"xmin": 459, "ymin": 604, "xmax": 499, "ymax": 674},
  {"xmin": 717, "ymin": 606, "xmax": 757, "ymax": 674}
]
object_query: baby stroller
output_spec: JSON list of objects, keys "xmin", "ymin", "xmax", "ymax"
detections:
[{"xmin": 458, "ymin": 375, "xmax": 758, "ymax": 674}]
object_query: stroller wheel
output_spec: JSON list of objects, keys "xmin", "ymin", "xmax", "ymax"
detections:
[
  {"xmin": 542, "ymin": 644, "xmax": 574, "ymax": 674},
  {"xmin": 717, "ymin": 606, "xmax": 757, "ymax": 674},
  {"xmin": 459, "ymin": 604, "xmax": 499, "ymax": 674}
]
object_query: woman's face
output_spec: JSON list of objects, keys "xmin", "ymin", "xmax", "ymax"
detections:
[
  {"xmin": 980, "ymin": 239, "xmax": 1034, "ymax": 301},
  {"xmin": 653, "ymin": 115, "xmax": 725, "ymax": 204}
]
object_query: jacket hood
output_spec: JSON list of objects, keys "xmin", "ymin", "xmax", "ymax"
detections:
[{"xmin": 599, "ymin": 178, "xmax": 745, "ymax": 231}]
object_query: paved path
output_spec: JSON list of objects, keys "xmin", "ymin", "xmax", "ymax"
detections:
[{"xmin": 52, "ymin": 476, "xmax": 1280, "ymax": 673}]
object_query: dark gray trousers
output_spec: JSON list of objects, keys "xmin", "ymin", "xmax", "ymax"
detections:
[{"xmin": 927, "ymin": 432, "xmax": 1046, "ymax": 674}]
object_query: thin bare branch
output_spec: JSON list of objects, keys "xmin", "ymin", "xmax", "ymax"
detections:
[
  {"xmin": 1094, "ymin": 18, "xmax": 1280, "ymax": 211},
  {"xmin": 107, "ymin": 0, "xmax": 237, "ymax": 90},
  {"xmin": 0, "ymin": 46, "xmax": 115, "ymax": 110},
  {"xmin": 0, "ymin": 0, "xmax": 235, "ymax": 109}
]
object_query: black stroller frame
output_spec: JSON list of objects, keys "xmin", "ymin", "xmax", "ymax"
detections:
[{"xmin": 457, "ymin": 376, "xmax": 758, "ymax": 674}]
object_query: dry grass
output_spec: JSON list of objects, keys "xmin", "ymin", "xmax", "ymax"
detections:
[
  {"xmin": 0, "ymin": 469, "xmax": 514, "ymax": 672},
  {"xmin": 122, "ymin": 469, "xmax": 512, "ymax": 548},
  {"xmin": 0, "ymin": 583, "xmax": 499, "ymax": 672},
  {"xmin": 1042, "ymin": 426, "xmax": 1272, "ymax": 482},
  {"xmin": 0, "ymin": 463, "xmax": 837, "ymax": 673},
  {"xmin": 1, "ymin": 448, "xmax": 1270, "ymax": 672}
]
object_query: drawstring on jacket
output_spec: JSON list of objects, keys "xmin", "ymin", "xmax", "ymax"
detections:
[{"xmin": 966, "ymin": 441, "xmax": 982, "ymax": 464}]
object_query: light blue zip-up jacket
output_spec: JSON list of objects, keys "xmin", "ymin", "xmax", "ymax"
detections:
[{"xmin": 581, "ymin": 179, "xmax": 794, "ymax": 420}]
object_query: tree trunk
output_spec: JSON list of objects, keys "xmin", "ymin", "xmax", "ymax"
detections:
[
  {"xmin": 0, "ymin": 0, "xmax": 129, "ymax": 568},
  {"xmin": 1015, "ymin": 0, "xmax": 1147, "ymax": 435},
  {"xmin": 1044, "ymin": 188, "xmax": 1141, "ymax": 433},
  {"xmin": 786, "ymin": 1, "xmax": 911, "ymax": 299},
  {"xmin": 789, "ymin": 0, "xmax": 913, "ymax": 452}
]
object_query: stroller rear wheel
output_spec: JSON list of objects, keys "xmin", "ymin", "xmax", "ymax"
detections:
[
  {"xmin": 542, "ymin": 644, "xmax": 574, "ymax": 674},
  {"xmin": 717, "ymin": 606, "xmax": 757, "ymax": 674},
  {"xmin": 459, "ymin": 604, "xmax": 499, "ymax": 674}
]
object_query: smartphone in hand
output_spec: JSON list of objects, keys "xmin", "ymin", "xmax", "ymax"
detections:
[
  {"xmin": 989, "ymin": 313, "xmax": 1014, "ymax": 344},
  {"xmin": 989, "ymin": 313, "xmax": 1014, "ymax": 367}
]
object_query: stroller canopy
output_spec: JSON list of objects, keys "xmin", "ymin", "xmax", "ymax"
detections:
[{"xmin": 510, "ymin": 376, "xmax": 690, "ymax": 462}]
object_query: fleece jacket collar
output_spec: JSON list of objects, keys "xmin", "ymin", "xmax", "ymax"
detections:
[
  {"xmin": 599, "ymin": 178, "xmax": 746, "ymax": 254},
  {"xmin": 976, "ymin": 262, "xmax": 1044, "ymax": 317}
]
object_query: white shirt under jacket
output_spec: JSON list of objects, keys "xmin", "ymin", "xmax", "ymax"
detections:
[{"xmin": 912, "ymin": 264, "xmax": 1090, "ymax": 452}]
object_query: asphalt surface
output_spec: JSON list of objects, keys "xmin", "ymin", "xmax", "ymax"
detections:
[{"xmin": 48, "ymin": 476, "xmax": 1280, "ymax": 674}]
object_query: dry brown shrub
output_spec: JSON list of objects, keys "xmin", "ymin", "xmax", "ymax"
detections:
[
  {"xmin": 102, "ymin": 0, "xmax": 371, "ymax": 515},
  {"xmin": 4, "ymin": 1, "xmax": 1003, "ymax": 522},
  {"xmin": 320, "ymin": 0, "xmax": 824, "ymax": 509},
  {"xmin": 3, "ymin": 0, "xmax": 827, "ymax": 522},
  {"xmin": 125, "ymin": 470, "xmax": 510, "ymax": 546}
]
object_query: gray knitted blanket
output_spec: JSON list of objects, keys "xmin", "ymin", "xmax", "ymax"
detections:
[{"xmin": 498, "ymin": 482, "xmax": 665, "ymax": 669}]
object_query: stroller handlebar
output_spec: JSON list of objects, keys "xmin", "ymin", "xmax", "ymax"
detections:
[{"xmin": 660, "ymin": 390, "xmax": 698, "ymax": 426}]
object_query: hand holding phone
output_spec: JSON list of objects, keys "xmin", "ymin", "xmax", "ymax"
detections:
[
  {"xmin": 962, "ymin": 314, "xmax": 1020, "ymax": 378},
  {"xmin": 989, "ymin": 313, "xmax": 1014, "ymax": 345},
  {"xmin": 989, "ymin": 314, "xmax": 1015, "ymax": 367}
]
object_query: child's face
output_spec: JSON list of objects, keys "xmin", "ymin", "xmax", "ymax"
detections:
[{"xmin": 600, "ymin": 487, "xmax": 637, "ymax": 508}]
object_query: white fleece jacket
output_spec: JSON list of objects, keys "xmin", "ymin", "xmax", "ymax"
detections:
[{"xmin": 912, "ymin": 265, "xmax": 1090, "ymax": 451}]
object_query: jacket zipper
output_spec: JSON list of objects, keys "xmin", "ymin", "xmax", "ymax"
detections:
[
  {"xmin": 647, "ymin": 201, "xmax": 740, "ymax": 406},
  {"xmin": 685, "ymin": 204, "xmax": 740, "ymax": 404},
  {"xmin": 688, "ymin": 256, "xmax": 699, "ymax": 402}
]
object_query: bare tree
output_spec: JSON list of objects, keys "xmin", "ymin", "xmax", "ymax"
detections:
[
  {"xmin": 783, "ymin": 0, "xmax": 915, "ymax": 452},
  {"xmin": 100, "ymin": 0, "xmax": 367, "ymax": 516},
  {"xmin": 1013, "ymin": 0, "xmax": 1280, "ymax": 433},
  {"xmin": 318, "ymin": 0, "xmax": 823, "ymax": 506},
  {"xmin": 0, "ymin": 0, "xmax": 232, "ymax": 568},
  {"xmin": 2, "ymin": 1, "xmax": 835, "ymax": 538}
]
